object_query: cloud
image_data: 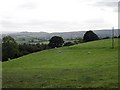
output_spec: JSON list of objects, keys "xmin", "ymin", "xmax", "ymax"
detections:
[
  {"xmin": 0, "ymin": 19, "xmax": 91, "ymax": 32},
  {"xmin": 92, "ymin": 1, "xmax": 118, "ymax": 12},
  {"xmin": 0, "ymin": 0, "xmax": 118, "ymax": 33},
  {"xmin": 96, "ymin": 2, "xmax": 118, "ymax": 7},
  {"xmin": 0, "ymin": 20, "xmax": 75, "ymax": 32},
  {"xmin": 0, "ymin": 20, "xmax": 24, "ymax": 28},
  {"xmin": 1, "ymin": 18, "xmax": 116, "ymax": 33},
  {"xmin": 84, "ymin": 18, "xmax": 105, "ymax": 24}
]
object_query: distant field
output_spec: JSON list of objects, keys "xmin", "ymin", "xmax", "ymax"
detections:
[
  {"xmin": 2, "ymin": 39, "xmax": 119, "ymax": 88},
  {"xmin": 30, "ymin": 41, "xmax": 49, "ymax": 45},
  {"xmin": 23, "ymin": 40, "xmax": 78, "ymax": 45}
]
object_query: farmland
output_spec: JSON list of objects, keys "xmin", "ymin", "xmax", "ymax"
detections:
[{"xmin": 2, "ymin": 39, "xmax": 119, "ymax": 88}]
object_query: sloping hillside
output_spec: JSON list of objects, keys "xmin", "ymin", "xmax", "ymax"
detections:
[{"xmin": 2, "ymin": 39, "xmax": 118, "ymax": 88}]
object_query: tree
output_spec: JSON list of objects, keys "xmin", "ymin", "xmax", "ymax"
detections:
[
  {"xmin": 118, "ymin": 35, "xmax": 120, "ymax": 38},
  {"xmin": 83, "ymin": 30, "xmax": 99, "ymax": 42},
  {"xmin": 48, "ymin": 36, "xmax": 64, "ymax": 48},
  {"xmin": 2, "ymin": 36, "xmax": 19, "ymax": 61}
]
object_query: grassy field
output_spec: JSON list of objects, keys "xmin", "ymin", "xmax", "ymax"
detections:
[
  {"xmin": 2, "ymin": 39, "xmax": 119, "ymax": 88},
  {"xmin": 0, "ymin": 63, "xmax": 2, "ymax": 89}
]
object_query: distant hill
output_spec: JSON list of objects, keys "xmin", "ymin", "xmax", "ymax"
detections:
[{"xmin": 2, "ymin": 29, "xmax": 119, "ymax": 42}]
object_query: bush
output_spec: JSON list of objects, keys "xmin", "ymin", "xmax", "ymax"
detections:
[
  {"xmin": 64, "ymin": 42, "xmax": 74, "ymax": 46},
  {"xmin": 102, "ymin": 37, "xmax": 110, "ymax": 39}
]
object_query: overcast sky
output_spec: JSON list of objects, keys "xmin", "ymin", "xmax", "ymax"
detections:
[{"xmin": 0, "ymin": 0, "xmax": 118, "ymax": 33}]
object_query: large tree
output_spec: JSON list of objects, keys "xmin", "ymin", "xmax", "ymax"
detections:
[
  {"xmin": 48, "ymin": 36, "xmax": 64, "ymax": 48},
  {"xmin": 83, "ymin": 30, "xmax": 99, "ymax": 42},
  {"xmin": 2, "ymin": 36, "xmax": 19, "ymax": 61}
]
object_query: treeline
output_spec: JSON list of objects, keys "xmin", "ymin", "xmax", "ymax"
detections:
[
  {"xmin": 2, "ymin": 30, "xmax": 120, "ymax": 62},
  {"xmin": 2, "ymin": 36, "xmax": 50, "ymax": 62},
  {"xmin": 18, "ymin": 43, "xmax": 49, "ymax": 56}
]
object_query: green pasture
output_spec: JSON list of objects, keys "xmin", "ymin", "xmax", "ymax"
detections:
[{"xmin": 2, "ymin": 39, "xmax": 119, "ymax": 88}]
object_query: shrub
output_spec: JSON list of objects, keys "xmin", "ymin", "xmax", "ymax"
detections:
[{"xmin": 64, "ymin": 42, "xmax": 74, "ymax": 46}]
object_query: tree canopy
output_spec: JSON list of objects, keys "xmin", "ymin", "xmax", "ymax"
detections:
[
  {"xmin": 48, "ymin": 36, "xmax": 64, "ymax": 48},
  {"xmin": 118, "ymin": 35, "xmax": 120, "ymax": 38},
  {"xmin": 83, "ymin": 30, "xmax": 99, "ymax": 42},
  {"xmin": 2, "ymin": 36, "xmax": 19, "ymax": 61}
]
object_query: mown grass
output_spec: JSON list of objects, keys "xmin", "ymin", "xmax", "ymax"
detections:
[{"xmin": 2, "ymin": 39, "xmax": 119, "ymax": 88}]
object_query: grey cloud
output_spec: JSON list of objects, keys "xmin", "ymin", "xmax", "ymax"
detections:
[
  {"xmin": 95, "ymin": 2, "xmax": 118, "ymax": 7},
  {"xmin": 93, "ymin": 1, "xmax": 118, "ymax": 12}
]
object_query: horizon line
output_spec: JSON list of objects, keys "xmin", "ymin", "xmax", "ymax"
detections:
[{"xmin": 1, "ymin": 28, "xmax": 118, "ymax": 34}]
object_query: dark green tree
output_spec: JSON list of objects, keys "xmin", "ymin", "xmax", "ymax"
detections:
[
  {"xmin": 2, "ymin": 36, "xmax": 19, "ymax": 61},
  {"xmin": 118, "ymin": 35, "xmax": 120, "ymax": 38},
  {"xmin": 83, "ymin": 30, "xmax": 99, "ymax": 42},
  {"xmin": 48, "ymin": 36, "xmax": 64, "ymax": 48}
]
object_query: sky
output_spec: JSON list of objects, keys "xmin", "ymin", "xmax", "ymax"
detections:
[{"xmin": 0, "ymin": 0, "xmax": 119, "ymax": 33}]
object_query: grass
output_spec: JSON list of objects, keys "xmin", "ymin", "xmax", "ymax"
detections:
[
  {"xmin": 0, "ymin": 62, "xmax": 2, "ymax": 88},
  {"xmin": 2, "ymin": 39, "xmax": 119, "ymax": 88}
]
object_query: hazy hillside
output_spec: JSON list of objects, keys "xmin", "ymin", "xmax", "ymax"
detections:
[{"xmin": 2, "ymin": 29, "xmax": 119, "ymax": 43}]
